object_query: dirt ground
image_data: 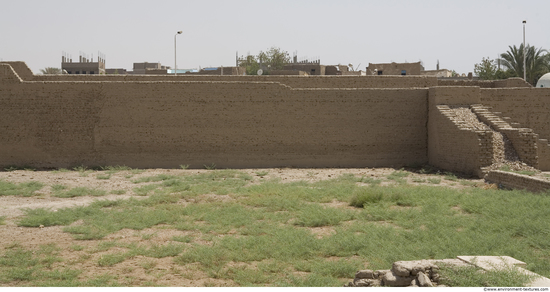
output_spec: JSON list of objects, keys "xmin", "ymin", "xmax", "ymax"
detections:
[{"xmin": 0, "ymin": 167, "xmax": 485, "ymax": 286}]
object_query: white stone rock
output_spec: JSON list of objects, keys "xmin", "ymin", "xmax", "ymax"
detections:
[{"xmin": 417, "ymin": 271, "xmax": 434, "ymax": 287}]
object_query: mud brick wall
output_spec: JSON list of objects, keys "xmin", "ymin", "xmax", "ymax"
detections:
[
  {"xmin": 485, "ymin": 170, "xmax": 550, "ymax": 193},
  {"xmin": 0, "ymin": 64, "xmax": 23, "ymax": 84},
  {"xmin": 428, "ymin": 87, "xmax": 491, "ymax": 176},
  {"xmin": 437, "ymin": 80, "xmax": 495, "ymax": 88},
  {"xmin": 537, "ymin": 141, "xmax": 550, "ymax": 171},
  {"xmin": 31, "ymin": 74, "xmax": 437, "ymax": 89},
  {"xmin": 481, "ymin": 88, "xmax": 550, "ymax": 141},
  {"xmin": 500, "ymin": 128, "xmax": 539, "ymax": 168},
  {"xmin": 428, "ymin": 105, "xmax": 492, "ymax": 176},
  {"xmin": 0, "ymin": 75, "xmax": 428, "ymax": 169},
  {"xmin": 0, "ymin": 62, "xmax": 34, "ymax": 81}
]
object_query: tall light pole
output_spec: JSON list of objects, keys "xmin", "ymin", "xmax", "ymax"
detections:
[
  {"xmin": 523, "ymin": 20, "xmax": 526, "ymax": 81},
  {"xmin": 175, "ymin": 31, "xmax": 182, "ymax": 76}
]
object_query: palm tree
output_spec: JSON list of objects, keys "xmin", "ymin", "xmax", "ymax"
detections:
[
  {"xmin": 499, "ymin": 44, "xmax": 549, "ymax": 85},
  {"xmin": 39, "ymin": 67, "xmax": 62, "ymax": 74}
]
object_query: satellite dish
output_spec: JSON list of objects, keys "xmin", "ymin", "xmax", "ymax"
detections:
[{"xmin": 257, "ymin": 69, "xmax": 263, "ymax": 75}]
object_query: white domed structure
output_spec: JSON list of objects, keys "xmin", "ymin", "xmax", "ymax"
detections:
[{"xmin": 536, "ymin": 73, "xmax": 550, "ymax": 88}]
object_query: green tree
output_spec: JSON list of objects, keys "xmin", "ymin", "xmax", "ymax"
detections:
[
  {"xmin": 238, "ymin": 47, "xmax": 291, "ymax": 75},
  {"xmin": 39, "ymin": 67, "xmax": 62, "ymax": 74},
  {"xmin": 474, "ymin": 57, "xmax": 511, "ymax": 80},
  {"xmin": 499, "ymin": 44, "xmax": 549, "ymax": 85},
  {"xmin": 474, "ymin": 57, "xmax": 498, "ymax": 80}
]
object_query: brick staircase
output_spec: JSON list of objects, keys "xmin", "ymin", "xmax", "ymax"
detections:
[
  {"xmin": 471, "ymin": 104, "xmax": 550, "ymax": 170},
  {"xmin": 435, "ymin": 105, "xmax": 494, "ymax": 169}
]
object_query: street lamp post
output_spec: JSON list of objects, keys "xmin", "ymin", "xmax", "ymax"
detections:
[
  {"xmin": 175, "ymin": 31, "xmax": 182, "ymax": 76},
  {"xmin": 523, "ymin": 20, "xmax": 526, "ymax": 81}
]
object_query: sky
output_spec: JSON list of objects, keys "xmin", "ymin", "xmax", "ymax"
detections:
[{"xmin": 1, "ymin": 0, "xmax": 549, "ymax": 75}]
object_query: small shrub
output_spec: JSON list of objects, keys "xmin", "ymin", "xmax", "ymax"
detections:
[
  {"xmin": 110, "ymin": 189, "xmax": 127, "ymax": 195},
  {"xmin": 204, "ymin": 163, "xmax": 217, "ymax": 170},
  {"xmin": 294, "ymin": 204, "xmax": 354, "ymax": 227},
  {"xmin": 140, "ymin": 259, "xmax": 157, "ymax": 270},
  {"xmin": 387, "ymin": 170, "xmax": 410, "ymax": 184},
  {"xmin": 180, "ymin": 164, "xmax": 190, "ymax": 170},
  {"xmin": 359, "ymin": 176, "xmax": 383, "ymax": 185},
  {"xmin": 51, "ymin": 184, "xmax": 67, "ymax": 192},
  {"xmin": 172, "ymin": 235, "xmax": 193, "ymax": 243},
  {"xmin": 444, "ymin": 172, "xmax": 458, "ymax": 181},
  {"xmin": 98, "ymin": 253, "xmax": 128, "ymax": 267},
  {"xmin": 103, "ymin": 165, "xmax": 132, "ymax": 174},
  {"xmin": 72, "ymin": 165, "xmax": 87, "ymax": 172},
  {"xmin": 427, "ymin": 178, "xmax": 441, "ymax": 184},
  {"xmin": 133, "ymin": 184, "xmax": 160, "ymax": 196},
  {"xmin": 70, "ymin": 244, "xmax": 85, "ymax": 251},
  {"xmin": 255, "ymin": 170, "xmax": 269, "ymax": 177}
]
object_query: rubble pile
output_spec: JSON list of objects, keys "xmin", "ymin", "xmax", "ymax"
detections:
[{"xmin": 345, "ymin": 259, "xmax": 469, "ymax": 287}]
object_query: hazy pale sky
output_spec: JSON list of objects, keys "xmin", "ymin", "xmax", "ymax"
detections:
[{"xmin": 2, "ymin": 0, "xmax": 549, "ymax": 75}]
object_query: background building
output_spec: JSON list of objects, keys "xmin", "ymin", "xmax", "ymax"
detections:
[{"xmin": 61, "ymin": 52, "xmax": 106, "ymax": 74}]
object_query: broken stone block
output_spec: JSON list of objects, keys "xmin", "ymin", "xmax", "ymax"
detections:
[
  {"xmin": 382, "ymin": 271, "xmax": 415, "ymax": 287},
  {"xmin": 376, "ymin": 269, "xmax": 391, "ymax": 277},
  {"xmin": 354, "ymin": 279, "xmax": 370, "ymax": 287},
  {"xmin": 409, "ymin": 279, "xmax": 419, "ymax": 287},
  {"xmin": 354, "ymin": 278, "xmax": 381, "ymax": 287},
  {"xmin": 392, "ymin": 261, "xmax": 411, "ymax": 277},
  {"xmin": 355, "ymin": 269, "xmax": 374, "ymax": 279},
  {"xmin": 417, "ymin": 271, "xmax": 434, "ymax": 287}
]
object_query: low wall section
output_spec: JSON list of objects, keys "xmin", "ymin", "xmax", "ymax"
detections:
[
  {"xmin": 485, "ymin": 170, "xmax": 550, "ymax": 193},
  {"xmin": 0, "ymin": 71, "xmax": 428, "ymax": 168}
]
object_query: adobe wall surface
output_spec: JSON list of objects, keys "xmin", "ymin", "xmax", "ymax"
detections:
[
  {"xmin": 0, "ymin": 78, "xmax": 428, "ymax": 169},
  {"xmin": 0, "ymin": 62, "xmax": 34, "ymax": 80},
  {"xmin": 480, "ymin": 88, "xmax": 550, "ymax": 141},
  {"xmin": 427, "ymin": 87, "xmax": 490, "ymax": 176},
  {"xmin": 485, "ymin": 170, "xmax": 550, "ymax": 193},
  {"xmin": 29, "ymin": 74, "xmax": 437, "ymax": 88}
]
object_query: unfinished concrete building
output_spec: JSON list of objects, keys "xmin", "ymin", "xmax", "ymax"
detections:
[{"xmin": 61, "ymin": 52, "xmax": 106, "ymax": 75}]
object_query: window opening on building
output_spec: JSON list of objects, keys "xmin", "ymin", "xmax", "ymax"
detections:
[
  {"xmin": 401, "ymin": 70, "xmax": 406, "ymax": 75},
  {"xmin": 377, "ymin": 70, "xmax": 383, "ymax": 75}
]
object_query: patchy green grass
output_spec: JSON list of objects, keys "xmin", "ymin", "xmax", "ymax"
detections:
[
  {"xmin": 0, "ymin": 180, "xmax": 44, "ymax": 197},
  {"xmin": 427, "ymin": 177, "xmax": 441, "ymax": 184},
  {"xmin": 386, "ymin": 170, "xmax": 410, "ymax": 184},
  {"xmin": 255, "ymin": 170, "xmax": 269, "ymax": 177},
  {"xmin": 4, "ymin": 170, "xmax": 550, "ymax": 287},
  {"xmin": 110, "ymin": 189, "xmax": 127, "ymax": 195},
  {"xmin": 96, "ymin": 174, "xmax": 111, "ymax": 180},
  {"xmin": 52, "ymin": 187, "xmax": 106, "ymax": 198}
]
